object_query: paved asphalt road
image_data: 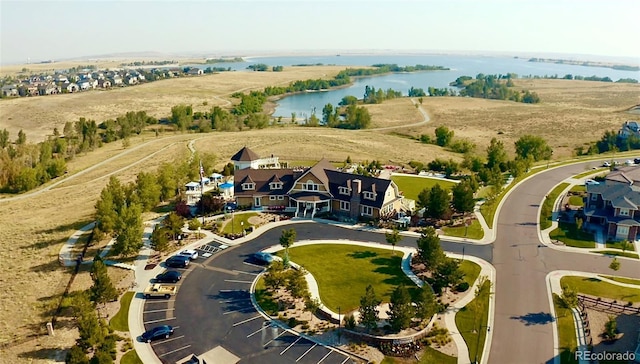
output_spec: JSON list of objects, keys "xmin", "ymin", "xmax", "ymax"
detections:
[
  {"xmin": 143, "ymin": 162, "xmax": 640, "ymax": 364},
  {"xmin": 488, "ymin": 162, "xmax": 640, "ymax": 364}
]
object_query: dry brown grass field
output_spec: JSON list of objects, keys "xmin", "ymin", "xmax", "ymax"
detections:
[
  {"xmin": 0, "ymin": 65, "xmax": 346, "ymax": 143},
  {"xmin": 1, "ymin": 68, "xmax": 638, "ymax": 362},
  {"xmin": 396, "ymin": 79, "xmax": 640, "ymax": 158}
]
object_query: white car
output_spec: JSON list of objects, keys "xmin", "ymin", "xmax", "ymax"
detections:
[
  {"xmin": 603, "ymin": 161, "xmax": 611, "ymax": 167},
  {"xmin": 179, "ymin": 249, "xmax": 199, "ymax": 260},
  {"xmin": 626, "ymin": 160, "xmax": 634, "ymax": 166},
  {"xmin": 585, "ymin": 179, "xmax": 599, "ymax": 186}
]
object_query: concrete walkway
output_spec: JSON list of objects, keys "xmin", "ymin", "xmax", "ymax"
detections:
[{"xmin": 263, "ymin": 239, "xmax": 496, "ymax": 364}]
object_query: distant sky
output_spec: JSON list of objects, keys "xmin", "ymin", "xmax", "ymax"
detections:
[{"xmin": 1, "ymin": 0, "xmax": 639, "ymax": 65}]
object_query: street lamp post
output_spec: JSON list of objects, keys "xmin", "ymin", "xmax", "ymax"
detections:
[{"xmin": 241, "ymin": 221, "xmax": 244, "ymax": 236}]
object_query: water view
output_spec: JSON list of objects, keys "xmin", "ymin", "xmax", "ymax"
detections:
[{"xmin": 193, "ymin": 54, "xmax": 639, "ymax": 119}]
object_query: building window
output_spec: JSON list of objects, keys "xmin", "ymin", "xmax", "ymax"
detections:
[
  {"xmin": 305, "ymin": 180, "xmax": 319, "ymax": 191},
  {"xmin": 363, "ymin": 191, "xmax": 376, "ymax": 200},
  {"xmin": 617, "ymin": 225, "xmax": 629, "ymax": 236},
  {"xmin": 242, "ymin": 183, "xmax": 255, "ymax": 190},
  {"xmin": 340, "ymin": 201, "xmax": 350, "ymax": 211},
  {"xmin": 361, "ymin": 205, "xmax": 373, "ymax": 216},
  {"xmin": 339, "ymin": 186, "xmax": 350, "ymax": 195},
  {"xmin": 269, "ymin": 196, "xmax": 276, "ymax": 200},
  {"xmin": 278, "ymin": 195, "xmax": 284, "ymax": 200},
  {"xmin": 270, "ymin": 182, "xmax": 282, "ymax": 190},
  {"xmin": 619, "ymin": 208, "xmax": 630, "ymax": 216}
]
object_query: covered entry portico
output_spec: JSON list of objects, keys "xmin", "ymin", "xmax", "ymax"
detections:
[{"xmin": 289, "ymin": 192, "xmax": 331, "ymax": 218}]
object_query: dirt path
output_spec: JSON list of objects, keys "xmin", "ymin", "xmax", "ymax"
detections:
[{"xmin": 364, "ymin": 98, "xmax": 431, "ymax": 131}]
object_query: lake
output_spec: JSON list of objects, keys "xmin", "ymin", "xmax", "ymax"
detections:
[{"xmin": 189, "ymin": 54, "xmax": 640, "ymax": 118}]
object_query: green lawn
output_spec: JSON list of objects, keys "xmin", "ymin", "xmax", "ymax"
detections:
[
  {"xmin": 442, "ymin": 220, "xmax": 484, "ymax": 239},
  {"xmin": 591, "ymin": 250, "xmax": 639, "ymax": 259},
  {"xmin": 455, "ymin": 280, "xmax": 491, "ymax": 364},
  {"xmin": 552, "ymin": 294, "xmax": 578, "ymax": 364},
  {"xmin": 573, "ymin": 168, "xmax": 607, "ymax": 179},
  {"xmin": 600, "ymin": 275, "xmax": 640, "ymax": 286},
  {"xmin": 569, "ymin": 185, "xmax": 586, "ymax": 193},
  {"xmin": 109, "ymin": 291, "xmax": 134, "ymax": 331},
  {"xmin": 549, "ymin": 222, "xmax": 596, "ymax": 248},
  {"xmin": 540, "ymin": 182, "xmax": 570, "ymax": 230},
  {"xmin": 605, "ymin": 241, "xmax": 636, "ymax": 251},
  {"xmin": 284, "ymin": 244, "xmax": 415, "ymax": 312},
  {"xmin": 221, "ymin": 212, "xmax": 258, "ymax": 234},
  {"xmin": 391, "ymin": 175, "xmax": 456, "ymax": 202},
  {"xmin": 121, "ymin": 350, "xmax": 143, "ymax": 364},
  {"xmin": 560, "ymin": 276, "xmax": 640, "ymax": 302},
  {"xmin": 568, "ymin": 195, "xmax": 583, "ymax": 207},
  {"xmin": 459, "ymin": 260, "xmax": 481, "ymax": 288}
]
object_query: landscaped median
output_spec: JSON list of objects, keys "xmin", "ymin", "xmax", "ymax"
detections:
[{"xmin": 250, "ymin": 240, "xmax": 492, "ymax": 363}]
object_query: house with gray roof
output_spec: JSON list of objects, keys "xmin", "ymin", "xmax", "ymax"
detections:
[
  {"xmin": 585, "ymin": 166, "xmax": 640, "ymax": 240},
  {"xmin": 618, "ymin": 120, "xmax": 640, "ymax": 139}
]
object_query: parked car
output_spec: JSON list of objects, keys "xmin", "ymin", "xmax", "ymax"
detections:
[
  {"xmin": 141, "ymin": 325, "xmax": 174, "ymax": 343},
  {"xmin": 155, "ymin": 270, "xmax": 182, "ymax": 283},
  {"xmin": 166, "ymin": 255, "xmax": 190, "ymax": 268},
  {"xmin": 603, "ymin": 161, "xmax": 611, "ymax": 167},
  {"xmin": 626, "ymin": 160, "xmax": 634, "ymax": 166},
  {"xmin": 585, "ymin": 179, "xmax": 599, "ymax": 186},
  {"xmin": 179, "ymin": 249, "xmax": 199, "ymax": 260},
  {"xmin": 634, "ymin": 158, "xmax": 640, "ymax": 164},
  {"xmin": 251, "ymin": 252, "xmax": 274, "ymax": 265}
]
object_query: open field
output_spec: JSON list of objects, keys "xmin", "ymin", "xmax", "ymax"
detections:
[
  {"xmin": 0, "ymin": 65, "xmax": 346, "ymax": 142},
  {"xmin": 393, "ymin": 79, "xmax": 640, "ymax": 158},
  {"xmin": 365, "ymin": 98, "xmax": 424, "ymax": 128}
]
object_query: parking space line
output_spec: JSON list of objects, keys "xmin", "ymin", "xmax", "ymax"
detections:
[
  {"xmin": 143, "ymin": 308, "xmax": 175, "ymax": 313},
  {"xmin": 144, "ymin": 317, "xmax": 176, "ymax": 324},
  {"xmin": 157, "ymin": 345, "xmax": 192, "ymax": 358},
  {"xmin": 232, "ymin": 315, "xmax": 262, "ymax": 327},
  {"xmin": 233, "ymin": 270, "xmax": 259, "ymax": 276},
  {"xmin": 317, "ymin": 350, "xmax": 332, "ymax": 363},
  {"xmin": 340, "ymin": 357, "xmax": 350, "ymax": 364},
  {"xmin": 243, "ymin": 262, "xmax": 264, "ymax": 269},
  {"xmin": 219, "ymin": 289, "xmax": 247, "ymax": 293},
  {"xmin": 247, "ymin": 326, "xmax": 265, "ymax": 338},
  {"xmin": 223, "ymin": 308, "xmax": 254, "ymax": 315},
  {"xmin": 224, "ymin": 279, "xmax": 253, "ymax": 284},
  {"xmin": 219, "ymin": 298, "xmax": 250, "ymax": 304},
  {"xmin": 280, "ymin": 336, "xmax": 302, "ymax": 355},
  {"xmin": 296, "ymin": 343, "xmax": 317, "ymax": 362},
  {"xmin": 263, "ymin": 330, "xmax": 286, "ymax": 346},
  {"xmin": 151, "ymin": 335, "xmax": 185, "ymax": 345}
]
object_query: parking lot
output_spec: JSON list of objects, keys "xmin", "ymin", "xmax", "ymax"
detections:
[{"xmin": 141, "ymin": 236, "xmax": 353, "ymax": 363}]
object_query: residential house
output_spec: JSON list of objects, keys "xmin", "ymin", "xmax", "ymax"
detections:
[
  {"xmin": 618, "ymin": 120, "xmax": 640, "ymax": 139},
  {"xmin": 97, "ymin": 79, "xmax": 112, "ymax": 88},
  {"xmin": 54, "ymin": 74, "xmax": 68, "ymax": 83},
  {"xmin": 231, "ymin": 146, "xmax": 280, "ymax": 170},
  {"xmin": 1, "ymin": 85, "xmax": 18, "ymax": 97},
  {"xmin": 187, "ymin": 68, "xmax": 203, "ymax": 76},
  {"xmin": 125, "ymin": 75, "xmax": 138, "ymax": 85},
  {"xmin": 60, "ymin": 82, "xmax": 79, "ymax": 93},
  {"xmin": 231, "ymin": 147, "xmax": 406, "ymax": 219},
  {"xmin": 77, "ymin": 79, "xmax": 92, "ymax": 90},
  {"xmin": 38, "ymin": 83, "xmax": 59, "ymax": 95},
  {"xmin": 109, "ymin": 75, "xmax": 123, "ymax": 86},
  {"xmin": 585, "ymin": 166, "xmax": 640, "ymax": 240},
  {"xmin": 18, "ymin": 84, "xmax": 39, "ymax": 97}
]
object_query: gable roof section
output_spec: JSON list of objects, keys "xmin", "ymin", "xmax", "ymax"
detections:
[
  {"xmin": 290, "ymin": 158, "xmax": 335, "ymax": 191},
  {"xmin": 588, "ymin": 179, "xmax": 640, "ymax": 208},
  {"xmin": 233, "ymin": 169, "xmax": 298, "ymax": 196},
  {"xmin": 606, "ymin": 166, "xmax": 640, "ymax": 186},
  {"xmin": 325, "ymin": 170, "xmax": 393, "ymax": 208},
  {"xmin": 231, "ymin": 147, "xmax": 260, "ymax": 162}
]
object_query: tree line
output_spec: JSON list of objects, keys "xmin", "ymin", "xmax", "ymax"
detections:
[{"xmin": 453, "ymin": 74, "xmax": 541, "ymax": 103}]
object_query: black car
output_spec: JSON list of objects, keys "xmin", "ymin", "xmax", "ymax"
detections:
[
  {"xmin": 165, "ymin": 255, "xmax": 190, "ymax": 268},
  {"xmin": 155, "ymin": 270, "xmax": 182, "ymax": 283},
  {"xmin": 634, "ymin": 158, "xmax": 640, "ymax": 165},
  {"xmin": 252, "ymin": 252, "xmax": 275, "ymax": 265},
  {"xmin": 141, "ymin": 325, "xmax": 174, "ymax": 343}
]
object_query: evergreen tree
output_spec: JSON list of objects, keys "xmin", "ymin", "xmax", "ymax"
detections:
[
  {"xmin": 136, "ymin": 171, "xmax": 161, "ymax": 211},
  {"xmin": 435, "ymin": 126, "xmax": 454, "ymax": 147},
  {"xmin": 150, "ymin": 226, "xmax": 170, "ymax": 252},
  {"xmin": 387, "ymin": 285, "xmax": 414, "ymax": 331},
  {"xmin": 486, "ymin": 138, "xmax": 508, "ymax": 171},
  {"xmin": 359, "ymin": 285, "xmax": 381, "ymax": 332},
  {"xmin": 65, "ymin": 345, "xmax": 89, "ymax": 364},
  {"xmin": 426, "ymin": 184, "xmax": 450, "ymax": 219},
  {"xmin": 114, "ymin": 201, "xmax": 143, "ymax": 256},
  {"xmin": 90, "ymin": 255, "xmax": 118, "ymax": 304},
  {"xmin": 452, "ymin": 180, "xmax": 476, "ymax": 214},
  {"xmin": 432, "ymin": 258, "xmax": 464, "ymax": 293},
  {"xmin": 163, "ymin": 212, "xmax": 185, "ymax": 240},
  {"xmin": 416, "ymin": 227, "xmax": 446, "ymax": 268},
  {"xmin": 416, "ymin": 284, "xmax": 438, "ymax": 320}
]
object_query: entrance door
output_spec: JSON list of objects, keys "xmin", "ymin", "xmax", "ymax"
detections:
[{"xmin": 254, "ymin": 197, "xmax": 261, "ymax": 207}]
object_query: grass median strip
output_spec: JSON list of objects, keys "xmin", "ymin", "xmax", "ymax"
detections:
[
  {"xmin": 442, "ymin": 220, "xmax": 484, "ymax": 239},
  {"xmin": 600, "ymin": 275, "xmax": 640, "ymax": 286},
  {"xmin": 455, "ymin": 280, "xmax": 491, "ymax": 363},
  {"xmin": 549, "ymin": 222, "xmax": 596, "ymax": 248},
  {"xmin": 590, "ymin": 250, "xmax": 639, "ymax": 259},
  {"xmin": 552, "ymin": 294, "xmax": 578, "ymax": 364},
  {"xmin": 109, "ymin": 291, "xmax": 134, "ymax": 331},
  {"xmin": 560, "ymin": 276, "xmax": 640, "ymax": 302},
  {"xmin": 540, "ymin": 182, "xmax": 570, "ymax": 230}
]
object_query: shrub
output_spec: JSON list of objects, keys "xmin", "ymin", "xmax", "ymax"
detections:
[
  {"xmin": 344, "ymin": 314, "xmax": 356, "ymax": 330},
  {"xmin": 455, "ymin": 281, "xmax": 470, "ymax": 292}
]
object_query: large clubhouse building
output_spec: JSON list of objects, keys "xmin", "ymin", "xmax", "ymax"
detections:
[{"xmin": 230, "ymin": 147, "xmax": 407, "ymax": 220}]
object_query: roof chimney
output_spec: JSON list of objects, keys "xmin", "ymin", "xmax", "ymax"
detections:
[{"xmin": 352, "ymin": 179, "xmax": 362, "ymax": 196}]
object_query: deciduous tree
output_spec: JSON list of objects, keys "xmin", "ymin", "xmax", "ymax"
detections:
[{"xmin": 385, "ymin": 228, "xmax": 402, "ymax": 254}]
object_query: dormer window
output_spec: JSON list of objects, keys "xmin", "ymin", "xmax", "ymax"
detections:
[
  {"xmin": 339, "ymin": 186, "xmax": 350, "ymax": 195},
  {"xmin": 242, "ymin": 183, "xmax": 255, "ymax": 190},
  {"xmin": 620, "ymin": 208, "xmax": 630, "ymax": 216},
  {"xmin": 363, "ymin": 191, "xmax": 376, "ymax": 200},
  {"xmin": 270, "ymin": 182, "xmax": 283, "ymax": 190},
  {"xmin": 304, "ymin": 180, "xmax": 319, "ymax": 191}
]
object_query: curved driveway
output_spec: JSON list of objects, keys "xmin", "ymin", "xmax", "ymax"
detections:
[{"xmin": 489, "ymin": 163, "xmax": 640, "ymax": 364}]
